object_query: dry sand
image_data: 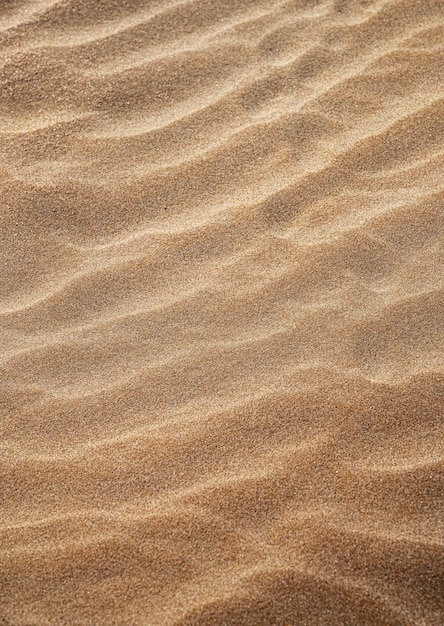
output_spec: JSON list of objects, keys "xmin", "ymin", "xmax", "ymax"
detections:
[{"xmin": 1, "ymin": 0, "xmax": 443, "ymax": 624}]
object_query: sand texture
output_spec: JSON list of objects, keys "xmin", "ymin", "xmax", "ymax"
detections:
[{"xmin": 1, "ymin": 0, "xmax": 444, "ymax": 624}]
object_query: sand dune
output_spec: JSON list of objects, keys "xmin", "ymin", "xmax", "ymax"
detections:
[{"xmin": 1, "ymin": 0, "xmax": 443, "ymax": 624}]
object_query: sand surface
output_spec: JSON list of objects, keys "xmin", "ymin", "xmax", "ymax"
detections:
[{"xmin": 1, "ymin": 1, "xmax": 443, "ymax": 624}]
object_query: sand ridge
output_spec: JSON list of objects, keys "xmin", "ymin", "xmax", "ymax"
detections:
[{"xmin": 1, "ymin": 0, "xmax": 443, "ymax": 624}]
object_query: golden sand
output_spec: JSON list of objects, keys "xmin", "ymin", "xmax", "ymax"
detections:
[{"xmin": 1, "ymin": 1, "xmax": 443, "ymax": 624}]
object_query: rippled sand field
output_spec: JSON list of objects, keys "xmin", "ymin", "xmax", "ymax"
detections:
[{"xmin": 1, "ymin": 1, "xmax": 443, "ymax": 624}]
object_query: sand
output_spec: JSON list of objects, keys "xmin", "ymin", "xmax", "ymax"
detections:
[{"xmin": 0, "ymin": 0, "xmax": 443, "ymax": 624}]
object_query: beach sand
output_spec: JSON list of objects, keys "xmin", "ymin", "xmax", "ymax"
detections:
[{"xmin": 1, "ymin": 1, "xmax": 443, "ymax": 624}]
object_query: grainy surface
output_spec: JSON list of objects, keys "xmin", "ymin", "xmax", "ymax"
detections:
[{"xmin": 0, "ymin": 1, "xmax": 443, "ymax": 624}]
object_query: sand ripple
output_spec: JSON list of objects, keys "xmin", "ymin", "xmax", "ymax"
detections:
[{"xmin": 1, "ymin": 0, "xmax": 443, "ymax": 624}]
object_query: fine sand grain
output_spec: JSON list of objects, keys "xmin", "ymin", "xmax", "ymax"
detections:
[{"xmin": 1, "ymin": 1, "xmax": 443, "ymax": 624}]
